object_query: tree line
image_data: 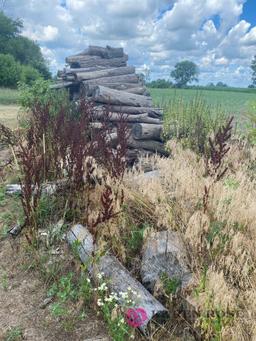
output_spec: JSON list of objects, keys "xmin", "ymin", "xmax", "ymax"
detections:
[
  {"xmin": 0, "ymin": 11, "xmax": 51, "ymax": 88},
  {"xmin": 147, "ymin": 57, "xmax": 256, "ymax": 89}
]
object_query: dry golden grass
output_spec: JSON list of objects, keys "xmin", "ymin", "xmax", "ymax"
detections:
[
  {"xmin": 0, "ymin": 105, "xmax": 20, "ymax": 129},
  {"xmin": 125, "ymin": 140, "xmax": 256, "ymax": 341}
]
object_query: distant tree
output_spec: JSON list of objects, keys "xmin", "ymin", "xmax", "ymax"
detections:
[
  {"xmin": 148, "ymin": 79, "xmax": 173, "ymax": 88},
  {"xmin": 171, "ymin": 60, "xmax": 199, "ymax": 88},
  {"xmin": 248, "ymin": 84, "xmax": 255, "ymax": 88},
  {"xmin": 0, "ymin": 53, "xmax": 21, "ymax": 87},
  {"xmin": 216, "ymin": 81, "xmax": 228, "ymax": 88},
  {"xmin": 251, "ymin": 55, "xmax": 256, "ymax": 86},
  {"xmin": 0, "ymin": 11, "xmax": 51, "ymax": 81},
  {"xmin": 207, "ymin": 82, "xmax": 215, "ymax": 88}
]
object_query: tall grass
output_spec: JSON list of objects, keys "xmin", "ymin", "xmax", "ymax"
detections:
[{"xmin": 163, "ymin": 94, "xmax": 227, "ymax": 155}]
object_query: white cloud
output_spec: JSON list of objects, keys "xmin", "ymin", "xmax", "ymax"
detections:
[{"xmin": 3, "ymin": 0, "xmax": 256, "ymax": 86}]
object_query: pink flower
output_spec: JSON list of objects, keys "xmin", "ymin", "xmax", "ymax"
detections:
[{"xmin": 125, "ymin": 308, "xmax": 147, "ymax": 328}]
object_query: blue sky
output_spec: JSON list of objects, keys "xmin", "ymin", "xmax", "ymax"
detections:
[{"xmin": 4, "ymin": 0, "xmax": 256, "ymax": 86}]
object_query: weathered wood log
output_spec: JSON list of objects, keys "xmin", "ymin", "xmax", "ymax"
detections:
[
  {"xmin": 66, "ymin": 224, "xmax": 168, "ymax": 332},
  {"xmin": 132, "ymin": 123, "xmax": 163, "ymax": 141},
  {"xmin": 128, "ymin": 137, "xmax": 168, "ymax": 156},
  {"xmin": 92, "ymin": 86, "xmax": 152, "ymax": 107},
  {"xmin": 81, "ymin": 84, "xmax": 149, "ymax": 97},
  {"xmin": 82, "ymin": 74, "xmax": 140, "ymax": 85},
  {"xmin": 86, "ymin": 45, "xmax": 124, "ymax": 58},
  {"xmin": 94, "ymin": 111, "xmax": 162, "ymax": 124},
  {"xmin": 89, "ymin": 82, "xmax": 142, "ymax": 91},
  {"xmin": 50, "ymin": 81, "xmax": 74, "ymax": 89},
  {"xmin": 141, "ymin": 230, "xmax": 192, "ymax": 292},
  {"xmin": 63, "ymin": 66, "xmax": 108, "ymax": 74},
  {"xmin": 66, "ymin": 55, "xmax": 128, "ymax": 69},
  {"xmin": 102, "ymin": 105, "xmax": 163, "ymax": 118},
  {"xmin": 74, "ymin": 66, "xmax": 135, "ymax": 81}
]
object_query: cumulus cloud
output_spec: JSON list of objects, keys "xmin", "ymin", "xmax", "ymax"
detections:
[{"xmin": 4, "ymin": 0, "xmax": 256, "ymax": 86}]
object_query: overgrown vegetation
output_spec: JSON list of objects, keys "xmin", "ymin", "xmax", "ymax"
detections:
[
  {"xmin": 163, "ymin": 95, "xmax": 227, "ymax": 155},
  {"xmin": 0, "ymin": 11, "xmax": 51, "ymax": 87},
  {"xmin": 1, "ymin": 79, "xmax": 256, "ymax": 341}
]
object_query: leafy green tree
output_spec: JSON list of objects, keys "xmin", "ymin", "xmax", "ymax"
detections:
[
  {"xmin": 216, "ymin": 81, "xmax": 228, "ymax": 88},
  {"xmin": 251, "ymin": 55, "xmax": 256, "ymax": 86},
  {"xmin": 148, "ymin": 79, "xmax": 172, "ymax": 88},
  {"xmin": 20, "ymin": 64, "xmax": 41, "ymax": 85},
  {"xmin": 0, "ymin": 11, "xmax": 51, "ymax": 80},
  {"xmin": 171, "ymin": 60, "xmax": 199, "ymax": 88},
  {"xmin": 0, "ymin": 53, "xmax": 21, "ymax": 87}
]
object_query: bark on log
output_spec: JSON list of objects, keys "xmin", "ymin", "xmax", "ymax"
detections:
[
  {"xmin": 102, "ymin": 106, "xmax": 163, "ymax": 118},
  {"xmin": 141, "ymin": 230, "xmax": 192, "ymax": 292},
  {"xmin": 50, "ymin": 81, "xmax": 74, "ymax": 89},
  {"xmin": 81, "ymin": 84, "xmax": 149, "ymax": 97},
  {"xmin": 132, "ymin": 123, "xmax": 163, "ymax": 141},
  {"xmin": 85, "ymin": 45, "xmax": 124, "ymax": 59},
  {"xmin": 82, "ymin": 74, "xmax": 140, "ymax": 85},
  {"xmin": 66, "ymin": 55, "xmax": 128, "ymax": 69},
  {"xmin": 94, "ymin": 111, "xmax": 162, "ymax": 124},
  {"xmin": 128, "ymin": 137, "xmax": 168, "ymax": 156},
  {"xmin": 92, "ymin": 86, "xmax": 152, "ymax": 107},
  {"xmin": 64, "ymin": 66, "xmax": 108, "ymax": 74},
  {"xmin": 66, "ymin": 224, "xmax": 168, "ymax": 332},
  {"xmin": 74, "ymin": 66, "xmax": 135, "ymax": 81}
]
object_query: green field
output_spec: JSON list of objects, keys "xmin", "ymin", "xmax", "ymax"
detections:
[
  {"xmin": 150, "ymin": 88, "xmax": 256, "ymax": 116},
  {"xmin": 0, "ymin": 88, "xmax": 19, "ymax": 105}
]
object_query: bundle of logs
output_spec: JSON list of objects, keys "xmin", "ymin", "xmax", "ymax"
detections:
[{"xmin": 53, "ymin": 45, "xmax": 167, "ymax": 163}]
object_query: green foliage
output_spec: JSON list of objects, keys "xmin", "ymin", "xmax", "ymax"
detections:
[
  {"xmin": 18, "ymin": 79, "xmax": 68, "ymax": 112},
  {"xmin": 160, "ymin": 273, "xmax": 181, "ymax": 295},
  {"xmin": 245, "ymin": 100, "xmax": 256, "ymax": 145},
  {"xmin": 147, "ymin": 79, "xmax": 173, "ymax": 88},
  {"xmin": 20, "ymin": 64, "xmax": 41, "ymax": 85},
  {"xmin": 127, "ymin": 225, "xmax": 146, "ymax": 255},
  {"xmin": 0, "ymin": 11, "xmax": 51, "ymax": 84},
  {"xmin": 224, "ymin": 177, "xmax": 240, "ymax": 190},
  {"xmin": 0, "ymin": 54, "xmax": 21, "ymax": 88},
  {"xmin": 4, "ymin": 327, "xmax": 23, "ymax": 341},
  {"xmin": 170, "ymin": 60, "xmax": 199, "ymax": 88},
  {"xmin": 0, "ymin": 11, "xmax": 22, "ymax": 38},
  {"xmin": 163, "ymin": 95, "xmax": 227, "ymax": 155}
]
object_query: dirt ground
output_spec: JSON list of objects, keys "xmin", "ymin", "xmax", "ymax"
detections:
[
  {"xmin": 0, "ymin": 141, "xmax": 109, "ymax": 341},
  {"xmin": 0, "ymin": 237, "xmax": 109, "ymax": 341}
]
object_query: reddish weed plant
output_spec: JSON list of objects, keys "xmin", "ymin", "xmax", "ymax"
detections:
[{"xmin": 0, "ymin": 97, "xmax": 129, "ymax": 244}]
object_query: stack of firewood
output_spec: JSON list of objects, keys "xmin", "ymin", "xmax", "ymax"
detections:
[{"xmin": 53, "ymin": 45, "xmax": 167, "ymax": 162}]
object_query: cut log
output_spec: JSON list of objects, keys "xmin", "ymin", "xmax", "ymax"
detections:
[
  {"xmin": 141, "ymin": 230, "xmax": 192, "ymax": 292},
  {"xmin": 92, "ymin": 86, "xmax": 152, "ymax": 107},
  {"xmin": 74, "ymin": 66, "xmax": 135, "ymax": 81},
  {"xmin": 128, "ymin": 137, "xmax": 168, "ymax": 156},
  {"xmin": 82, "ymin": 74, "xmax": 140, "ymax": 86},
  {"xmin": 64, "ymin": 66, "xmax": 108, "ymax": 74},
  {"xmin": 86, "ymin": 45, "xmax": 124, "ymax": 58},
  {"xmin": 94, "ymin": 111, "xmax": 162, "ymax": 124},
  {"xmin": 66, "ymin": 224, "xmax": 169, "ymax": 332},
  {"xmin": 102, "ymin": 105, "xmax": 163, "ymax": 118},
  {"xmin": 132, "ymin": 123, "xmax": 163, "ymax": 141},
  {"xmin": 81, "ymin": 84, "xmax": 149, "ymax": 97},
  {"xmin": 66, "ymin": 55, "xmax": 128, "ymax": 69},
  {"xmin": 50, "ymin": 81, "xmax": 74, "ymax": 89}
]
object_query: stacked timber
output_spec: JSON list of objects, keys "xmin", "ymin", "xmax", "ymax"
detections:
[{"xmin": 54, "ymin": 45, "xmax": 166, "ymax": 162}]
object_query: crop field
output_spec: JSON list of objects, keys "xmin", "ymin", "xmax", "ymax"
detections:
[
  {"xmin": 0, "ymin": 88, "xmax": 19, "ymax": 105},
  {"xmin": 150, "ymin": 88, "xmax": 256, "ymax": 117}
]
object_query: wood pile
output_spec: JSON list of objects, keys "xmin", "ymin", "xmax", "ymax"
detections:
[{"xmin": 53, "ymin": 45, "xmax": 166, "ymax": 163}]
